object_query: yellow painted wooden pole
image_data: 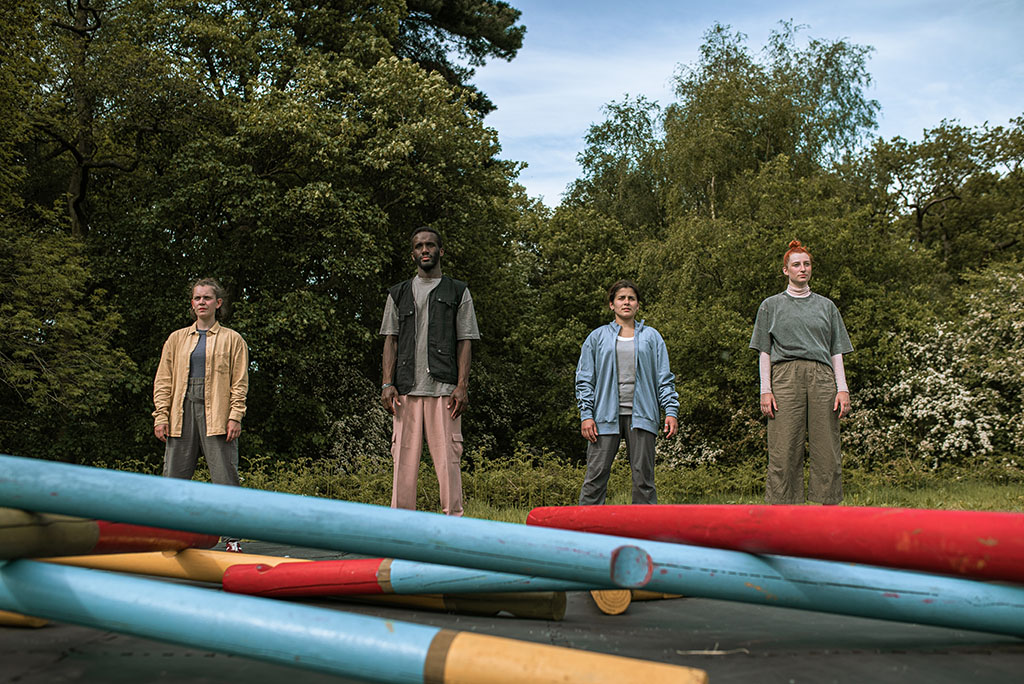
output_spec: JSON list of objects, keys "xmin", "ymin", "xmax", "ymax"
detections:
[
  {"xmin": 426, "ymin": 630, "xmax": 707, "ymax": 684},
  {"xmin": 0, "ymin": 608, "xmax": 48, "ymax": 628},
  {"xmin": 0, "ymin": 509, "xmax": 98, "ymax": 558},
  {"xmin": 39, "ymin": 548, "xmax": 301, "ymax": 583},
  {"xmin": 0, "ymin": 507, "xmax": 219, "ymax": 558}
]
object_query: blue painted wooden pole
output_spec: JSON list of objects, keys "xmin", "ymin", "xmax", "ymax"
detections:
[
  {"xmin": 390, "ymin": 558, "xmax": 601, "ymax": 594},
  {"xmin": 0, "ymin": 559, "xmax": 706, "ymax": 683},
  {"xmin": 0, "ymin": 454, "xmax": 651, "ymax": 588},
  {"xmin": 4, "ymin": 455, "xmax": 1023, "ymax": 637},
  {"xmin": 641, "ymin": 543, "xmax": 1024, "ymax": 637}
]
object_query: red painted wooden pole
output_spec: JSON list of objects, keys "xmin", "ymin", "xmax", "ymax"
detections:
[
  {"xmin": 222, "ymin": 557, "xmax": 599, "ymax": 597},
  {"xmin": 92, "ymin": 520, "xmax": 220, "ymax": 553},
  {"xmin": 526, "ymin": 504, "xmax": 1024, "ymax": 583},
  {"xmin": 1, "ymin": 507, "xmax": 219, "ymax": 559},
  {"xmin": 225, "ymin": 558, "xmax": 388, "ymax": 596}
]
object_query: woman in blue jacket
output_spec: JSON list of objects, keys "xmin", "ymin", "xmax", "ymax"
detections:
[{"xmin": 576, "ymin": 280, "xmax": 679, "ymax": 505}]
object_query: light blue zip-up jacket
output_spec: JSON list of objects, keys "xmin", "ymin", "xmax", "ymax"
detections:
[{"xmin": 575, "ymin": 320, "xmax": 679, "ymax": 436}]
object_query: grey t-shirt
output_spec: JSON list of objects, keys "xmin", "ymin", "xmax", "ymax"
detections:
[
  {"xmin": 189, "ymin": 329, "xmax": 208, "ymax": 378},
  {"xmin": 749, "ymin": 292, "xmax": 853, "ymax": 367},
  {"xmin": 379, "ymin": 276, "xmax": 481, "ymax": 396},
  {"xmin": 616, "ymin": 335, "xmax": 635, "ymax": 414}
]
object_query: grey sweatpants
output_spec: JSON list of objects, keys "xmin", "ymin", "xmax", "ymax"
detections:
[
  {"xmin": 579, "ymin": 415, "xmax": 657, "ymax": 505},
  {"xmin": 163, "ymin": 377, "xmax": 240, "ymax": 486}
]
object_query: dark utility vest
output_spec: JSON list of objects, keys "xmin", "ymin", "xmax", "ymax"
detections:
[{"xmin": 389, "ymin": 275, "xmax": 467, "ymax": 395}]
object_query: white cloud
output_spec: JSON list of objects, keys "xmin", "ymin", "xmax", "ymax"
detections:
[{"xmin": 475, "ymin": 0, "xmax": 1024, "ymax": 205}]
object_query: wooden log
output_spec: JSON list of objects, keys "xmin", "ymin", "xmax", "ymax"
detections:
[
  {"xmin": 222, "ymin": 557, "xmax": 598, "ymax": 597},
  {"xmin": 46, "ymin": 550, "xmax": 571, "ymax": 619},
  {"xmin": 0, "ymin": 455, "xmax": 653, "ymax": 589},
  {"xmin": 590, "ymin": 589, "xmax": 631, "ymax": 615},
  {"xmin": 0, "ymin": 608, "xmax": 48, "ymax": 628}
]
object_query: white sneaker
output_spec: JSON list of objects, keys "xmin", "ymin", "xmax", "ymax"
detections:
[{"xmin": 225, "ymin": 540, "xmax": 243, "ymax": 553}]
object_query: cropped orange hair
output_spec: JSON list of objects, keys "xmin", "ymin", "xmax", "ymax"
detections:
[{"xmin": 782, "ymin": 239, "xmax": 811, "ymax": 267}]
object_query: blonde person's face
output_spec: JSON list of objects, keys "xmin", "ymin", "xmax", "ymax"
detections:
[
  {"xmin": 609, "ymin": 288, "xmax": 639, "ymax": 322},
  {"xmin": 783, "ymin": 253, "xmax": 812, "ymax": 287},
  {"xmin": 191, "ymin": 285, "xmax": 221, "ymax": 321}
]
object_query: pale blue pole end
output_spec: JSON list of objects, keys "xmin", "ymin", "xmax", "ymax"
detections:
[{"xmin": 610, "ymin": 544, "xmax": 653, "ymax": 588}]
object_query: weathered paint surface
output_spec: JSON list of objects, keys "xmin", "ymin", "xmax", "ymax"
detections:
[
  {"xmin": 527, "ymin": 504, "xmax": 1024, "ymax": 583},
  {"xmin": 0, "ymin": 454, "xmax": 652, "ymax": 589},
  {"xmin": 1, "ymin": 560, "xmax": 708, "ymax": 683},
  {"xmin": 223, "ymin": 557, "xmax": 600, "ymax": 596}
]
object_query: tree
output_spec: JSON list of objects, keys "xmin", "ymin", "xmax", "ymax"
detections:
[
  {"xmin": 505, "ymin": 204, "xmax": 636, "ymax": 456},
  {"xmin": 10, "ymin": 0, "xmax": 528, "ymax": 471},
  {"xmin": 845, "ymin": 260, "xmax": 1024, "ymax": 471},
  {"xmin": 395, "ymin": 0, "xmax": 525, "ymax": 113},
  {"xmin": 663, "ymin": 22, "xmax": 878, "ymax": 219},
  {"xmin": 565, "ymin": 96, "xmax": 666, "ymax": 239},
  {"xmin": 0, "ymin": 1, "xmax": 136, "ymax": 463},
  {"xmin": 870, "ymin": 118, "xmax": 1024, "ymax": 276}
]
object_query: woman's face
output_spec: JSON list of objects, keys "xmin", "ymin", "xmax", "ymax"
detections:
[
  {"xmin": 783, "ymin": 252, "xmax": 812, "ymax": 287},
  {"xmin": 609, "ymin": 287, "xmax": 639, "ymax": 323},
  {"xmin": 191, "ymin": 285, "xmax": 222, "ymax": 322}
]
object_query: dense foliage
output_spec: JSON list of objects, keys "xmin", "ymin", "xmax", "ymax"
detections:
[{"xmin": 3, "ymin": 7, "xmax": 1021, "ymax": 495}]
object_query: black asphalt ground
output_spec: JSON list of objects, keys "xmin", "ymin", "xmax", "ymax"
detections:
[{"xmin": 3, "ymin": 541, "xmax": 1022, "ymax": 683}]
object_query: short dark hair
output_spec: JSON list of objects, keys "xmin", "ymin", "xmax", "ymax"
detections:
[
  {"xmin": 607, "ymin": 279, "xmax": 640, "ymax": 304},
  {"xmin": 410, "ymin": 225, "xmax": 443, "ymax": 248}
]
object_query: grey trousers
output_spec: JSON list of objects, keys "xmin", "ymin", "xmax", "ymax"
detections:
[
  {"xmin": 579, "ymin": 415, "xmax": 657, "ymax": 505},
  {"xmin": 766, "ymin": 359, "xmax": 842, "ymax": 504},
  {"xmin": 163, "ymin": 377, "xmax": 240, "ymax": 487}
]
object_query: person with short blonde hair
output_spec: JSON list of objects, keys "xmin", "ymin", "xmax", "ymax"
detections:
[{"xmin": 153, "ymin": 278, "xmax": 249, "ymax": 550}]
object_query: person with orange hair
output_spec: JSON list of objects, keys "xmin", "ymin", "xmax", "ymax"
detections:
[{"xmin": 749, "ymin": 241, "xmax": 852, "ymax": 504}]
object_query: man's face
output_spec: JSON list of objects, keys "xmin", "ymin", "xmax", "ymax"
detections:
[
  {"xmin": 609, "ymin": 287, "xmax": 639, "ymax": 322},
  {"xmin": 411, "ymin": 231, "xmax": 443, "ymax": 272}
]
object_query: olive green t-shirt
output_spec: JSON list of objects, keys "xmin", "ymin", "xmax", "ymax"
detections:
[{"xmin": 749, "ymin": 292, "xmax": 853, "ymax": 366}]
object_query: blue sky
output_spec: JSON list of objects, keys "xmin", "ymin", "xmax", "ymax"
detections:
[{"xmin": 473, "ymin": 0, "xmax": 1024, "ymax": 206}]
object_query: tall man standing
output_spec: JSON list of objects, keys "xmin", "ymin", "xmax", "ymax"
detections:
[
  {"xmin": 576, "ymin": 280, "xmax": 678, "ymax": 505},
  {"xmin": 380, "ymin": 227, "xmax": 480, "ymax": 516}
]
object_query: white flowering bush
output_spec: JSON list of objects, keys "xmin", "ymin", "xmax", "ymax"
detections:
[
  {"xmin": 846, "ymin": 261, "xmax": 1024, "ymax": 470},
  {"xmin": 657, "ymin": 422, "xmax": 726, "ymax": 467}
]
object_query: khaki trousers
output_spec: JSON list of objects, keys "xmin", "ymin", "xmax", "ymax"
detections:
[
  {"xmin": 391, "ymin": 395, "xmax": 464, "ymax": 516},
  {"xmin": 766, "ymin": 360, "xmax": 842, "ymax": 504}
]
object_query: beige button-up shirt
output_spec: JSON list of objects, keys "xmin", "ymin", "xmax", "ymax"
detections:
[{"xmin": 152, "ymin": 321, "xmax": 249, "ymax": 437}]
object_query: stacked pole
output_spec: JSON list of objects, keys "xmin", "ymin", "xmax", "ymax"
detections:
[
  {"xmin": 0, "ymin": 455, "xmax": 653, "ymax": 589},
  {"xmin": 527, "ymin": 504, "xmax": 1024, "ymax": 582},
  {"xmin": 0, "ymin": 559, "xmax": 705, "ymax": 683},
  {"xmin": 4, "ymin": 452, "xmax": 1024, "ymax": 682}
]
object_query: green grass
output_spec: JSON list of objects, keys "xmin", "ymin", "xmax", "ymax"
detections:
[{"xmin": 228, "ymin": 449, "xmax": 1024, "ymax": 522}]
